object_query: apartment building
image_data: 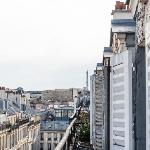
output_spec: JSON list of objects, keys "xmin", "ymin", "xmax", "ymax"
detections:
[
  {"xmin": 90, "ymin": 63, "xmax": 104, "ymax": 150},
  {"xmin": 40, "ymin": 121, "xmax": 68, "ymax": 150},
  {"xmin": 0, "ymin": 87, "xmax": 41, "ymax": 150},
  {"xmin": 109, "ymin": 3, "xmax": 136, "ymax": 149},
  {"xmin": 39, "ymin": 106, "xmax": 74, "ymax": 150},
  {"xmin": 89, "ymin": 0, "xmax": 150, "ymax": 149},
  {"xmin": 115, "ymin": 0, "xmax": 149, "ymax": 149},
  {"xmin": 128, "ymin": 0, "xmax": 150, "ymax": 149}
]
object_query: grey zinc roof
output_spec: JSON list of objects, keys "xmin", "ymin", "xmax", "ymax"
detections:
[
  {"xmin": 0, "ymin": 98, "xmax": 21, "ymax": 115},
  {"xmin": 56, "ymin": 106, "xmax": 74, "ymax": 110},
  {"xmin": 41, "ymin": 120, "xmax": 69, "ymax": 131},
  {"xmin": 97, "ymin": 63, "xmax": 103, "ymax": 67},
  {"xmin": 6, "ymin": 106, "xmax": 16, "ymax": 116},
  {"xmin": 104, "ymin": 47, "xmax": 112, "ymax": 53},
  {"xmin": 11, "ymin": 103, "xmax": 21, "ymax": 112},
  {"xmin": 26, "ymin": 107, "xmax": 40, "ymax": 116},
  {"xmin": 111, "ymin": 19, "xmax": 136, "ymax": 27}
]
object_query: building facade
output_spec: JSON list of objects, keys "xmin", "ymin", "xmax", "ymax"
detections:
[
  {"xmin": 126, "ymin": 0, "xmax": 148, "ymax": 149},
  {"xmin": 40, "ymin": 121, "xmax": 67, "ymax": 150},
  {"xmin": 110, "ymin": 4, "xmax": 136, "ymax": 149},
  {"xmin": 39, "ymin": 106, "xmax": 74, "ymax": 150},
  {"xmin": 90, "ymin": 1, "xmax": 148, "ymax": 150},
  {"xmin": 0, "ymin": 87, "xmax": 41, "ymax": 150},
  {"xmin": 90, "ymin": 63, "xmax": 104, "ymax": 150}
]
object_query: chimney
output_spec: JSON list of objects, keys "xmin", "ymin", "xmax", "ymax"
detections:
[
  {"xmin": 2, "ymin": 87, "xmax": 5, "ymax": 90},
  {"xmin": 115, "ymin": 1, "xmax": 126, "ymax": 10},
  {"xmin": 139, "ymin": 0, "xmax": 148, "ymax": 4}
]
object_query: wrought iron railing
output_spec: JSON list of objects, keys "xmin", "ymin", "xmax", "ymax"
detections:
[
  {"xmin": 0, "ymin": 122, "xmax": 11, "ymax": 131},
  {"xmin": 55, "ymin": 118, "xmax": 77, "ymax": 150},
  {"xmin": 55, "ymin": 107, "xmax": 81, "ymax": 150}
]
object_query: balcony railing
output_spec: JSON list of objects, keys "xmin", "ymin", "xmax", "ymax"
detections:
[
  {"xmin": 10, "ymin": 118, "xmax": 30, "ymax": 130},
  {"xmin": 17, "ymin": 118, "xmax": 29, "ymax": 126},
  {"xmin": 0, "ymin": 122, "xmax": 11, "ymax": 131},
  {"xmin": 29, "ymin": 120, "xmax": 41, "ymax": 126},
  {"xmin": 55, "ymin": 107, "xmax": 81, "ymax": 150},
  {"xmin": 55, "ymin": 118, "xmax": 77, "ymax": 150}
]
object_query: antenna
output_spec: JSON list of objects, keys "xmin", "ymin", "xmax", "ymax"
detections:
[{"xmin": 86, "ymin": 70, "xmax": 88, "ymax": 90}]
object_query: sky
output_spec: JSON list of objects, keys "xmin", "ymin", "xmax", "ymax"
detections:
[{"xmin": 0, "ymin": 0, "xmax": 123, "ymax": 90}]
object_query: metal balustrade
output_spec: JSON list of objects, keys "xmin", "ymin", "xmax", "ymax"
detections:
[
  {"xmin": 0, "ymin": 122, "xmax": 11, "ymax": 131},
  {"xmin": 55, "ymin": 107, "xmax": 81, "ymax": 150},
  {"xmin": 55, "ymin": 118, "xmax": 77, "ymax": 150}
]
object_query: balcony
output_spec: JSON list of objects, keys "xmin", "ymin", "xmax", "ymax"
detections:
[
  {"xmin": 55, "ymin": 107, "xmax": 81, "ymax": 150},
  {"xmin": 16, "ymin": 118, "xmax": 29, "ymax": 126},
  {"xmin": 0, "ymin": 122, "xmax": 11, "ymax": 131},
  {"xmin": 28, "ymin": 120, "xmax": 40, "ymax": 126},
  {"xmin": 55, "ymin": 118, "xmax": 77, "ymax": 150},
  {"xmin": 55, "ymin": 106, "xmax": 93, "ymax": 150},
  {"xmin": 10, "ymin": 118, "xmax": 30, "ymax": 130},
  {"xmin": 55, "ymin": 107, "xmax": 93, "ymax": 150}
]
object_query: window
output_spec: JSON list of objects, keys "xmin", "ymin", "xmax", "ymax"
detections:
[
  {"xmin": 6, "ymin": 135, "xmax": 7, "ymax": 149},
  {"xmin": 12, "ymin": 134, "xmax": 15, "ymax": 147},
  {"xmin": 60, "ymin": 134, "xmax": 63, "ymax": 140},
  {"xmin": 54, "ymin": 144, "xmax": 57, "ymax": 149},
  {"xmin": 47, "ymin": 133, "xmax": 51, "ymax": 141},
  {"xmin": 40, "ymin": 133, "xmax": 44, "ymax": 140},
  {"xmin": 63, "ymin": 110, "xmax": 68, "ymax": 117},
  {"xmin": 20, "ymin": 130, "xmax": 22, "ymax": 140},
  {"xmin": 55, "ymin": 110, "xmax": 61, "ymax": 117},
  {"xmin": 23, "ymin": 127, "xmax": 27, "ymax": 138},
  {"xmin": 17, "ymin": 130, "xmax": 19, "ymax": 142},
  {"xmin": 2, "ymin": 135, "xmax": 4, "ymax": 149},
  {"xmin": 40, "ymin": 143, "xmax": 43, "ymax": 150},
  {"xmin": 14, "ymin": 133, "xmax": 17, "ymax": 145},
  {"xmin": 9, "ymin": 135, "xmax": 11, "ymax": 148},
  {"xmin": 48, "ymin": 143, "xmax": 51, "ymax": 150},
  {"xmin": 53, "ymin": 133, "xmax": 57, "ymax": 141},
  {"xmin": 0, "ymin": 136, "xmax": 1, "ymax": 149}
]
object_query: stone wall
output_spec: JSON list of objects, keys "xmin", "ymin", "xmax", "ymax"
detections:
[{"xmin": 90, "ymin": 68, "xmax": 104, "ymax": 150}]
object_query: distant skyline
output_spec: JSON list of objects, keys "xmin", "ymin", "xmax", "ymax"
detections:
[{"xmin": 0, "ymin": 0, "xmax": 123, "ymax": 90}]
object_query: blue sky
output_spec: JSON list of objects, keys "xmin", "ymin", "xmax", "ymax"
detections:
[{"xmin": 0, "ymin": 0, "xmax": 123, "ymax": 90}]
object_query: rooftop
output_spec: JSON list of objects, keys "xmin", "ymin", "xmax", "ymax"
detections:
[
  {"xmin": 97, "ymin": 63, "xmax": 103, "ymax": 67},
  {"xmin": 104, "ymin": 47, "xmax": 112, "ymax": 53},
  {"xmin": 111, "ymin": 19, "xmax": 136, "ymax": 27},
  {"xmin": 41, "ymin": 120, "xmax": 69, "ymax": 131},
  {"xmin": 55, "ymin": 106, "xmax": 74, "ymax": 110}
]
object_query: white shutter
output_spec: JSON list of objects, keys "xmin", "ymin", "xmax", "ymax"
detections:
[{"xmin": 110, "ymin": 50, "xmax": 133, "ymax": 150}]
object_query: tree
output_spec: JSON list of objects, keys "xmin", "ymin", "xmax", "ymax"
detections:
[{"xmin": 79, "ymin": 111, "xmax": 90, "ymax": 143}]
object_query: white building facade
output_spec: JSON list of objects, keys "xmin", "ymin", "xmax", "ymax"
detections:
[{"xmin": 110, "ymin": 50, "xmax": 133, "ymax": 150}]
